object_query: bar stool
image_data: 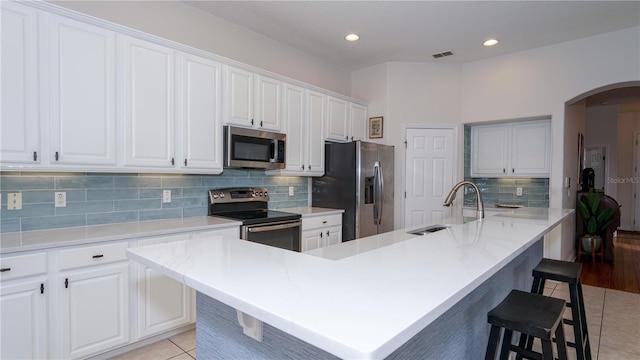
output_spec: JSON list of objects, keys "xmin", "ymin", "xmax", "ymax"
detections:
[
  {"xmin": 522, "ymin": 258, "xmax": 592, "ymax": 360},
  {"xmin": 485, "ymin": 289, "xmax": 568, "ymax": 360}
]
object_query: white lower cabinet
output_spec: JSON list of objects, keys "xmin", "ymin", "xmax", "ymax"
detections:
[
  {"xmin": 135, "ymin": 234, "xmax": 193, "ymax": 339},
  {"xmin": 0, "ymin": 252, "xmax": 49, "ymax": 359},
  {"xmin": 301, "ymin": 213, "xmax": 343, "ymax": 252},
  {"xmin": 58, "ymin": 242, "xmax": 130, "ymax": 359},
  {"xmin": 0, "ymin": 225, "xmax": 240, "ymax": 359}
]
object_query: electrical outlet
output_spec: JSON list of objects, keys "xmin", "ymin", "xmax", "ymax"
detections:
[
  {"xmin": 163, "ymin": 190, "xmax": 171, "ymax": 203},
  {"xmin": 516, "ymin": 187, "xmax": 523, "ymax": 196},
  {"xmin": 288, "ymin": 186, "xmax": 294, "ymax": 196},
  {"xmin": 55, "ymin": 192, "xmax": 66, "ymax": 207},
  {"xmin": 7, "ymin": 193, "xmax": 22, "ymax": 210}
]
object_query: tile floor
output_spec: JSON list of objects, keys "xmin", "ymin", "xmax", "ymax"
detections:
[{"xmin": 112, "ymin": 283, "xmax": 640, "ymax": 360}]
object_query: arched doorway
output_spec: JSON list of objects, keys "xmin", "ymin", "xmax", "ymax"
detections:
[{"xmin": 565, "ymin": 81, "xmax": 640, "ymax": 231}]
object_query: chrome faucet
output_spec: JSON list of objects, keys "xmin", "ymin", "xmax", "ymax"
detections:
[{"xmin": 443, "ymin": 180, "xmax": 485, "ymax": 220}]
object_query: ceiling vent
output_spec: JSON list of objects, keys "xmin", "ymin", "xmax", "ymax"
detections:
[{"xmin": 432, "ymin": 51, "xmax": 454, "ymax": 59}]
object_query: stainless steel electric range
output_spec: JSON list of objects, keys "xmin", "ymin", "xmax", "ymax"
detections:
[{"xmin": 208, "ymin": 187, "xmax": 302, "ymax": 252}]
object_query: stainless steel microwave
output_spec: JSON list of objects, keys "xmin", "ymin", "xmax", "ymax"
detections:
[{"xmin": 224, "ymin": 126, "xmax": 286, "ymax": 169}]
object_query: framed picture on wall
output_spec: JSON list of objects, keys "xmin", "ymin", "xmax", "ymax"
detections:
[{"xmin": 369, "ymin": 117, "xmax": 383, "ymax": 138}]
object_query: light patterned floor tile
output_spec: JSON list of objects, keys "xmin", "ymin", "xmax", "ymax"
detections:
[
  {"xmin": 188, "ymin": 349, "xmax": 196, "ymax": 359},
  {"xmin": 598, "ymin": 344, "xmax": 640, "ymax": 359},
  {"xmin": 599, "ymin": 327, "xmax": 640, "ymax": 356},
  {"xmin": 168, "ymin": 353, "xmax": 194, "ymax": 360},
  {"xmin": 170, "ymin": 329, "xmax": 196, "ymax": 352},
  {"xmin": 109, "ymin": 339, "xmax": 183, "ymax": 360}
]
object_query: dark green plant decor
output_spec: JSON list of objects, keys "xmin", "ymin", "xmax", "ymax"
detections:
[{"xmin": 577, "ymin": 189, "xmax": 618, "ymax": 236}]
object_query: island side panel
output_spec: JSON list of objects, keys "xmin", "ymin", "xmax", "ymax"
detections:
[
  {"xmin": 386, "ymin": 238, "xmax": 543, "ymax": 360},
  {"xmin": 196, "ymin": 293, "xmax": 340, "ymax": 360}
]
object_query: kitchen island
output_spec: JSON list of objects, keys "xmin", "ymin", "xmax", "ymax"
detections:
[{"xmin": 127, "ymin": 208, "xmax": 573, "ymax": 359}]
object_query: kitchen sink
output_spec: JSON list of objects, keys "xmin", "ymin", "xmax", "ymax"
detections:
[{"xmin": 407, "ymin": 224, "xmax": 452, "ymax": 236}]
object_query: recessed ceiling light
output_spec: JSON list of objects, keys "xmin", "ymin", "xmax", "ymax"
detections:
[
  {"xmin": 483, "ymin": 39, "xmax": 499, "ymax": 47},
  {"xmin": 345, "ymin": 33, "xmax": 360, "ymax": 42}
]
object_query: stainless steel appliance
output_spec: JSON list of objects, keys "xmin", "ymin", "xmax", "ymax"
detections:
[
  {"xmin": 224, "ymin": 126, "xmax": 286, "ymax": 169},
  {"xmin": 312, "ymin": 141, "xmax": 394, "ymax": 241},
  {"xmin": 208, "ymin": 187, "xmax": 301, "ymax": 251}
]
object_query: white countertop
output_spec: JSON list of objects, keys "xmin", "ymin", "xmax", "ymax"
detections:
[
  {"xmin": 279, "ymin": 206, "xmax": 344, "ymax": 217},
  {"xmin": 126, "ymin": 207, "xmax": 573, "ymax": 359},
  {"xmin": 0, "ymin": 216, "xmax": 241, "ymax": 254}
]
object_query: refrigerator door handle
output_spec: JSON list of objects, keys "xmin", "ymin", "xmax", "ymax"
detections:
[{"xmin": 373, "ymin": 161, "xmax": 384, "ymax": 225}]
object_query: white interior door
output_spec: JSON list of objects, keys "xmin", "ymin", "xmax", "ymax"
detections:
[{"xmin": 404, "ymin": 128, "xmax": 455, "ymax": 228}]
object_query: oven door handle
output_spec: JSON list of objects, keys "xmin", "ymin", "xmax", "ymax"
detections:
[{"xmin": 247, "ymin": 221, "xmax": 301, "ymax": 233}]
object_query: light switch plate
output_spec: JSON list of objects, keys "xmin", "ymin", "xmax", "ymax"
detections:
[
  {"xmin": 163, "ymin": 190, "xmax": 171, "ymax": 203},
  {"xmin": 516, "ymin": 187, "xmax": 523, "ymax": 196},
  {"xmin": 288, "ymin": 186, "xmax": 294, "ymax": 196}
]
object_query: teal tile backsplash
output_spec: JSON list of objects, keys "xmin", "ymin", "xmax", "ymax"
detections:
[
  {"xmin": 463, "ymin": 124, "xmax": 549, "ymax": 208},
  {"xmin": 0, "ymin": 169, "xmax": 308, "ymax": 233}
]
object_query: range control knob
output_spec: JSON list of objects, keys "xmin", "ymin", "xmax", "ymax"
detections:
[
  {"xmin": 263, "ymin": 191, "xmax": 268, "ymax": 197},
  {"xmin": 219, "ymin": 193, "xmax": 225, "ymax": 198},
  {"xmin": 212, "ymin": 194, "xmax": 218, "ymax": 199}
]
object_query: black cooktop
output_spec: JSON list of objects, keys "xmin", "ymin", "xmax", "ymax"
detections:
[{"xmin": 211, "ymin": 209, "xmax": 300, "ymax": 225}]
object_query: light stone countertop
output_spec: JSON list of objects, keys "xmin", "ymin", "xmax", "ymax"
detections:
[
  {"xmin": 0, "ymin": 216, "xmax": 241, "ymax": 254},
  {"xmin": 127, "ymin": 207, "xmax": 574, "ymax": 360},
  {"xmin": 279, "ymin": 206, "xmax": 344, "ymax": 217}
]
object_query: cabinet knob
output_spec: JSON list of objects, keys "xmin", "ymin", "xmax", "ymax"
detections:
[
  {"xmin": 251, "ymin": 119, "xmax": 254, "ymax": 125},
  {"xmin": 345, "ymin": 136, "xmax": 349, "ymax": 140},
  {"xmin": 92, "ymin": 254, "xmax": 104, "ymax": 259},
  {"xmin": 326, "ymin": 231, "xmax": 330, "ymax": 236},
  {"xmin": 0, "ymin": 267, "xmax": 11, "ymax": 272},
  {"xmin": 260, "ymin": 120, "xmax": 263, "ymax": 127},
  {"xmin": 301, "ymin": 165, "xmax": 305, "ymax": 170},
  {"xmin": 55, "ymin": 151, "xmax": 59, "ymax": 161},
  {"xmin": 33, "ymin": 151, "xmax": 38, "ymax": 161},
  {"xmin": 307, "ymin": 165, "xmax": 311, "ymax": 170},
  {"xmin": 503, "ymin": 168, "xmax": 506, "ymax": 173},
  {"xmin": 320, "ymin": 232, "xmax": 323, "ymax": 238},
  {"xmin": 350, "ymin": 136, "xmax": 353, "ymax": 141},
  {"xmin": 512, "ymin": 168, "xmax": 514, "ymax": 173},
  {"xmin": 184, "ymin": 159, "xmax": 188, "ymax": 166},
  {"xmin": 322, "ymin": 220, "xmax": 327, "ymax": 224},
  {"xmin": 171, "ymin": 158, "xmax": 175, "ymax": 165}
]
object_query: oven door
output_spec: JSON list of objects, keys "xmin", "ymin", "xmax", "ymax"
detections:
[{"xmin": 241, "ymin": 219, "xmax": 301, "ymax": 252}]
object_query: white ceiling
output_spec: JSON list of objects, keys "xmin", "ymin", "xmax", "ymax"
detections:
[{"xmin": 184, "ymin": 1, "xmax": 640, "ymax": 71}]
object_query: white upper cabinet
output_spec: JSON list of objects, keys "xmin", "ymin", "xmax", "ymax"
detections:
[
  {"xmin": 349, "ymin": 103, "xmax": 367, "ymax": 142},
  {"xmin": 326, "ymin": 96, "xmax": 349, "ymax": 142},
  {"xmin": 122, "ymin": 36, "xmax": 176, "ymax": 168},
  {"xmin": 306, "ymin": 90, "xmax": 326, "ymax": 174},
  {"xmin": 179, "ymin": 53, "xmax": 223, "ymax": 173},
  {"xmin": 48, "ymin": 14, "xmax": 117, "ymax": 166},
  {"xmin": 1, "ymin": 2, "xmax": 40, "ymax": 165},
  {"xmin": 471, "ymin": 120, "xmax": 551, "ymax": 177},
  {"xmin": 224, "ymin": 66, "xmax": 282, "ymax": 131},
  {"xmin": 266, "ymin": 86, "xmax": 325, "ymax": 176},
  {"xmin": 254, "ymin": 75, "xmax": 282, "ymax": 131},
  {"xmin": 225, "ymin": 66, "xmax": 253, "ymax": 127},
  {"xmin": 326, "ymin": 96, "xmax": 366, "ymax": 142}
]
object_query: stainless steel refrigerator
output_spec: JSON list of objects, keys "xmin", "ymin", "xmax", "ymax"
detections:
[{"xmin": 312, "ymin": 141, "xmax": 394, "ymax": 241}]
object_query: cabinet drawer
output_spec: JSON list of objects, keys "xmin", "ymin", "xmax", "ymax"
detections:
[
  {"xmin": 59, "ymin": 242, "xmax": 128, "ymax": 270},
  {"xmin": 0, "ymin": 252, "xmax": 47, "ymax": 281},
  {"xmin": 137, "ymin": 233, "xmax": 190, "ymax": 247},
  {"xmin": 302, "ymin": 214, "xmax": 342, "ymax": 231}
]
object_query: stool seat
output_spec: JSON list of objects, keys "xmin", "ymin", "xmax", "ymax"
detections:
[
  {"xmin": 486, "ymin": 290, "xmax": 568, "ymax": 360},
  {"xmin": 488, "ymin": 290, "xmax": 566, "ymax": 339},
  {"xmin": 532, "ymin": 258, "xmax": 582, "ymax": 284}
]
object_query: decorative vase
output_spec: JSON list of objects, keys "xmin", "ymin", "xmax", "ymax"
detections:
[{"xmin": 581, "ymin": 234, "xmax": 602, "ymax": 252}]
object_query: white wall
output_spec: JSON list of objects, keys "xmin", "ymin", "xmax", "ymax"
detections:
[
  {"xmin": 50, "ymin": 0, "xmax": 352, "ymax": 95},
  {"xmin": 617, "ymin": 111, "xmax": 640, "ymax": 229}
]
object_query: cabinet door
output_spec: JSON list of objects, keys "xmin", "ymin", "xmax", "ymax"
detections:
[
  {"xmin": 471, "ymin": 124, "xmax": 509, "ymax": 176},
  {"xmin": 60, "ymin": 263, "xmax": 129, "ymax": 359},
  {"xmin": 255, "ymin": 75, "xmax": 282, "ymax": 131},
  {"xmin": 511, "ymin": 121, "xmax": 551, "ymax": 176},
  {"xmin": 48, "ymin": 15, "xmax": 117, "ymax": 165},
  {"xmin": 349, "ymin": 103, "xmax": 367, "ymax": 142},
  {"xmin": 324, "ymin": 225, "xmax": 342, "ymax": 247},
  {"xmin": 225, "ymin": 66, "xmax": 254, "ymax": 127},
  {"xmin": 306, "ymin": 90, "xmax": 326, "ymax": 174},
  {"xmin": 1, "ymin": 2, "xmax": 40, "ymax": 164},
  {"xmin": 136, "ymin": 234, "xmax": 192, "ymax": 339},
  {"xmin": 301, "ymin": 231, "xmax": 322, "ymax": 252},
  {"xmin": 0, "ymin": 278, "xmax": 48, "ymax": 359},
  {"xmin": 283, "ymin": 83, "xmax": 305, "ymax": 171},
  {"xmin": 326, "ymin": 96, "xmax": 349, "ymax": 142},
  {"xmin": 180, "ymin": 54, "xmax": 223, "ymax": 172},
  {"xmin": 123, "ymin": 36, "xmax": 175, "ymax": 168}
]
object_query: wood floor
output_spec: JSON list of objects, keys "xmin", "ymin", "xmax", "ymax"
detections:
[{"xmin": 578, "ymin": 230, "xmax": 640, "ymax": 294}]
